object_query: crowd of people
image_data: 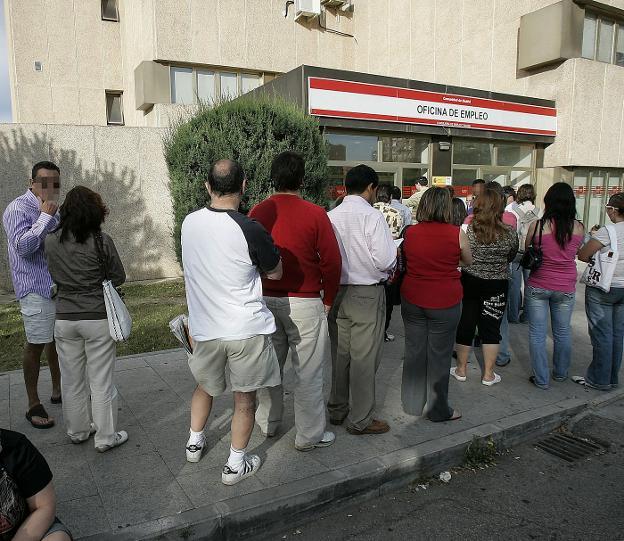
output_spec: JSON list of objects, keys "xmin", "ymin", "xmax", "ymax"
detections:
[{"xmin": 1, "ymin": 152, "xmax": 622, "ymax": 528}]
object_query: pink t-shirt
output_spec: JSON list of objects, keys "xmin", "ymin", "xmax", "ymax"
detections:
[
  {"xmin": 463, "ymin": 211, "xmax": 518, "ymax": 230},
  {"xmin": 528, "ymin": 233, "xmax": 584, "ymax": 293}
]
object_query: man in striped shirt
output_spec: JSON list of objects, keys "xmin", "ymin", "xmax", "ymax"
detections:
[{"xmin": 2, "ymin": 161, "xmax": 62, "ymax": 429}]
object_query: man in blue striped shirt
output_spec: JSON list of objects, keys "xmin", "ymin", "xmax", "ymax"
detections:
[{"xmin": 2, "ymin": 161, "xmax": 62, "ymax": 429}]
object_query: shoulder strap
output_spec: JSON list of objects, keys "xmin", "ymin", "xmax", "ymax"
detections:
[
  {"xmin": 529, "ymin": 219, "xmax": 543, "ymax": 247},
  {"xmin": 93, "ymin": 232, "xmax": 109, "ymax": 281}
]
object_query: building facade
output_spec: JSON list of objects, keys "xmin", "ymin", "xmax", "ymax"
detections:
[{"xmin": 3, "ymin": 0, "xmax": 624, "ymax": 226}]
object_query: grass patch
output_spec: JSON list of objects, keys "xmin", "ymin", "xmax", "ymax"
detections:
[
  {"xmin": 0, "ymin": 279, "xmax": 187, "ymax": 373},
  {"xmin": 463, "ymin": 436, "xmax": 499, "ymax": 469}
]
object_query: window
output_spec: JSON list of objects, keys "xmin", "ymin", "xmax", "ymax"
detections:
[
  {"xmin": 105, "ymin": 91, "xmax": 124, "ymax": 125},
  {"xmin": 381, "ymin": 136, "xmax": 429, "ymax": 163},
  {"xmin": 326, "ymin": 133, "xmax": 379, "ymax": 161},
  {"xmin": 582, "ymin": 11, "xmax": 624, "ymax": 66},
  {"xmin": 453, "ymin": 141, "xmax": 492, "ymax": 165},
  {"xmin": 573, "ymin": 169, "xmax": 624, "ymax": 226},
  {"xmin": 101, "ymin": 0, "xmax": 119, "ymax": 21},
  {"xmin": 170, "ymin": 67, "xmax": 194, "ymax": 104},
  {"xmin": 169, "ymin": 66, "xmax": 266, "ymax": 105}
]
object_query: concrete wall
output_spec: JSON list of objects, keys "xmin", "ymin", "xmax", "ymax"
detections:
[{"xmin": 0, "ymin": 123, "xmax": 180, "ymax": 293}]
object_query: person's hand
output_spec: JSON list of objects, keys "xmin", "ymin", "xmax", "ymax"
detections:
[
  {"xmin": 324, "ymin": 304, "xmax": 332, "ymax": 316},
  {"xmin": 40, "ymin": 200, "xmax": 58, "ymax": 216}
]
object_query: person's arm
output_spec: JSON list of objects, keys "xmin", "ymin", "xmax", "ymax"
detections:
[
  {"xmin": 240, "ymin": 217, "xmax": 282, "ymax": 280},
  {"xmin": 104, "ymin": 234, "xmax": 126, "ymax": 287},
  {"xmin": 369, "ymin": 214, "xmax": 397, "ymax": 272},
  {"xmin": 316, "ymin": 212, "xmax": 342, "ymax": 309},
  {"xmin": 508, "ymin": 230, "xmax": 520, "ymax": 262},
  {"xmin": 3, "ymin": 202, "xmax": 58, "ymax": 258},
  {"xmin": 578, "ymin": 239, "xmax": 605, "ymax": 262},
  {"xmin": 265, "ymin": 259, "xmax": 283, "ymax": 280},
  {"xmin": 459, "ymin": 228, "xmax": 472, "ymax": 266},
  {"xmin": 13, "ymin": 482, "xmax": 57, "ymax": 541}
]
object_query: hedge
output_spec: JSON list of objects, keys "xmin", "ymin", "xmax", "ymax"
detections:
[{"xmin": 163, "ymin": 96, "xmax": 330, "ymax": 263}]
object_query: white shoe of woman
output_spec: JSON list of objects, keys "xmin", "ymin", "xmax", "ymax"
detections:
[
  {"xmin": 450, "ymin": 367, "xmax": 467, "ymax": 382},
  {"xmin": 482, "ymin": 373, "xmax": 502, "ymax": 386}
]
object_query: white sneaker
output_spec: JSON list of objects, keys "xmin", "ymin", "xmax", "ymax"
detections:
[
  {"xmin": 96, "ymin": 431, "xmax": 128, "ymax": 453},
  {"xmin": 450, "ymin": 367, "xmax": 467, "ymax": 382},
  {"xmin": 295, "ymin": 431, "xmax": 336, "ymax": 452},
  {"xmin": 185, "ymin": 438, "xmax": 205, "ymax": 463},
  {"xmin": 384, "ymin": 333, "xmax": 395, "ymax": 342},
  {"xmin": 222, "ymin": 454, "xmax": 262, "ymax": 486},
  {"xmin": 69, "ymin": 422, "xmax": 96, "ymax": 444},
  {"xmin": 482, "ymin": 373, "xmax": 502, "ymax": 386}
]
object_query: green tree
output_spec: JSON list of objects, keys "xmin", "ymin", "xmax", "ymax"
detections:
[{"xmin": 164, "ymin": 96, "xmax": 329, "ymax": 263}]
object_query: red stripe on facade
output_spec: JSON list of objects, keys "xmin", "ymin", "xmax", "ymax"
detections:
[
  {"xmin": 309, "ymin": 77, "xmax": 556, "ymax": 117},
  {"xmin": 310, "ymin": 108, "xmax": 557, "ymax": 136}
]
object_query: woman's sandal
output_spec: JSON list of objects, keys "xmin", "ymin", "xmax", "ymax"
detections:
[
  {"xmin": 25, "ymin": 404, "xmax": 55, "ymax": 429},
  {"xmin": 50, "ymin": 395, "xmax": 62, "ymax": 404}
]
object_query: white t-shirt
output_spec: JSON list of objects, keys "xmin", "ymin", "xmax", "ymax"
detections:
[
  {"xmin": 181, "ymin": 207, "xmax": 281, "ymax": 341},
  {"xmin": 594, "ymin": 221, "xmax": 624, "ymax": 288}
]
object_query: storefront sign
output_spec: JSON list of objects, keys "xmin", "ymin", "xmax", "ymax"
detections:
[
  {"xmin": 308, "ymin": 78, "xmax": 557, "ymax": 137},
  {"xmin": 433, "ymin": 176, "xmax": 453, "ymax": 187}
]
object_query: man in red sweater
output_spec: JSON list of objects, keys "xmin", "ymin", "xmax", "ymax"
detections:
[{"xmin": 249, "ymin": 151, "xmax": 342, "ymax": 451}]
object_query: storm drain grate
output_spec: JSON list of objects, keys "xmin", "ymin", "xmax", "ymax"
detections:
[{"xmin": 534, "ymin": 433, "xmax": 603, "ymax": 462}]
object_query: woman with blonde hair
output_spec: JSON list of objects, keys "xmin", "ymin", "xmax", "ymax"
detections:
[{"xmin": 452, "ymin": 189, "xmax": 518, "ymax": 386}]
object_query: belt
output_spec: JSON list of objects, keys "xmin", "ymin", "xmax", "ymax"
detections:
[{"xmin": 344, "ymin": 282, "xmax": 386, "ymax": 287}]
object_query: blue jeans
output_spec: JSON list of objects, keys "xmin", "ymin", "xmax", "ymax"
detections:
[
  {"xmin": 526, "ymin": 286, "xmax": 576, "ymax": 389},
  {"xmin": 585, "ymin": 286, "xmax": 624, "ymax": 389},
  {"xmin": 507, "ymin": 263, "xmax": 523, "ymax": 323},
  {"xmin": 496, "ymin": 287, "xmax": 511, "ymax": 365}
]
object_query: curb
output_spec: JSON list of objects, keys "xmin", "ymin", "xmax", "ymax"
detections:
[{"xmin": 81, "ymin": 385, "xmax": 624, "ymax": 541}]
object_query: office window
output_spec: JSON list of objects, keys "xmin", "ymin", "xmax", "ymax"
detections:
[
  {"xmin": 326, "ymin": 133, "xmax": 378, "ymax": 161},
  {"xmin": 101, "ymin": 0, "xmax": 119, "ymax": 21},
  {"xmin": 197, "ymin": 70, "xmax": 216, "ymax": 103},
  {"xmin": 582, "ymin": 11, "xmax": 624, "ymax": 66},
  {"xmin": 495, "ymin": 143, "xmax": 532, "ymax": 167},
  {"xmin": 453, "ymin": 141, "xmax": 492, "ymax": 165},
  {"xmin": 381, "ymin": 136, "xmax": 429, "ymax": 163},
  {"xmin": 241, "ymin": 73, "xmax": 262, "ymax": 94},
  {"xmin": 171, "ymin": 67, "xmax": 194, "ymax": 104},
  {"xmin": 219, "ymin": 72, "xmax": 238, "ymax": 98},
  {"xmin": 105, "ymin": 92, "xmax": 124, "ymax": 125}
]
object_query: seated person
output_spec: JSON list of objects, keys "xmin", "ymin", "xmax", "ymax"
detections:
[{"xmin": 0, "ymin": 428, "xmax": 72, "ymax": 541}]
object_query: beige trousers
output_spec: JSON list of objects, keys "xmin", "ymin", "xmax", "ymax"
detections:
[
  {"xmin": 256, "ymin": 297, "xmax": 329, "ymax": 447},
  {"xmin": 54, "ymin": 319, "xmax": 118, "ymax": 447},
  {"xmin": 327, "ymin": 285, "xmax": 386, "ymax": 431}
]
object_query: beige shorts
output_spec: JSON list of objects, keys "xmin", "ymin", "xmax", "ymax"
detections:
[
  {"xmin": 188, "ymin": 334, "xmax": 281, "ymax": 397},
  {"xmin": 19, "ymin": 293, "xmax": 56, "ymax": 344}
]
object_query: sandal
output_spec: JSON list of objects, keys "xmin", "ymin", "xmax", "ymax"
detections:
[
  {"xmin": 25, "ymin": 404, "xmax": 55, "ymax": 429},
  {"xmin": 51, "ymin": 395, "xmax": 62, "ymax": 404}
]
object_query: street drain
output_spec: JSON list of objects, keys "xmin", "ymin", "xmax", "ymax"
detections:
[{"xmin": 534, "ymin": 433, "xmax": 603, "ymax": 462}]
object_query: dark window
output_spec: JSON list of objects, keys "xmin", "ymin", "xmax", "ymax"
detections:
[
  {"xmin": 101, "ymin": 0, "xmax": 119, "ymax": 21},
  {"xmin": 106, "ymin": 91, "xmax": 124, "ymax": 125}
]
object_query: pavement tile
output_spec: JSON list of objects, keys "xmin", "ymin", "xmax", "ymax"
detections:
[
  {"xmin": 0, "ymin": 374, "xmax": 9, "ymax": 399},
  {"xmin": 39, "ymin": 443, "xmax": 98, "ymax": 503},
  {"xmin": 56, "ymin": 495, "xmax": 111, "ymax": 538}
]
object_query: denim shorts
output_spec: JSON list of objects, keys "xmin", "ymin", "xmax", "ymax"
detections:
[{"xmin": 19, "ymin": 293, "xmax": 56, "ymax": 344}]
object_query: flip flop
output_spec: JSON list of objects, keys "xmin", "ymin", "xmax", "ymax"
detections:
[
  {"xmin": 26, "ymin": 404, "xmax": 55, "ymax": 429},
  {"xmin": 51, "ymin": 395, "xmax": 62, "ymax": 404}
]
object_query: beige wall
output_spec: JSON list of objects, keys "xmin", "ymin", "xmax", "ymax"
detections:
[
  {"xmin": 0, "ymin": 123, "xmax": 180, "ymax": 293},
  {"xmin": 5, "ymin": 0, "xmax": 624, "ymax": 168}
]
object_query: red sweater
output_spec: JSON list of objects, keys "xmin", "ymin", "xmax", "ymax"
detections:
[{"xmin": 249, "ymin": 194, "xmax": 342, "ymax": 306}]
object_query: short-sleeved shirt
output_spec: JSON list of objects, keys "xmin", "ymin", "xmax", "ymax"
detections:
[
  {"xmin": 463, "ymin": 224, "xmax": 519, "ymax": 280},
  {"xmin": 373, "ymin": 202, "xmax": 404, "ymax": 239},
  {"xmin": 0, "ymin": 429, "xmax": 53, "ymax": 541},
  {"xmin": 182, "ymin": 206, "xmax": 281, "ymax": 342},
  {"xmin": 594, "ymin": 222, "xmax": 624, "ymax": 288}
]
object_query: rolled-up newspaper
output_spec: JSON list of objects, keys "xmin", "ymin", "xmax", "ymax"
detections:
[{"xmin": 168, "ymin": 314, "xmax": 194, "ymax": 355}]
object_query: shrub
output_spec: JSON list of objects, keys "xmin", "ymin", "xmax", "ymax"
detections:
[{"xmin": 163, "ymin": 96, "xmax": 329, "ymax": 263}]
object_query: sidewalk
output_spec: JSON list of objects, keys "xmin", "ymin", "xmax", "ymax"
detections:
[{"xmin": 1, "ymin": 283, "xmax": 622, "ymax": 540}]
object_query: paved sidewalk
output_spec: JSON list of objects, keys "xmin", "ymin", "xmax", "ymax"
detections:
[{"xmin": 1, "ymin": 283, "xmax": 622, "ymax": 540}]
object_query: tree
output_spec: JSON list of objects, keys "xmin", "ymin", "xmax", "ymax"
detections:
[{"xmin": 164, "ymin": 96, "xmax": 329, "ymax": 263}]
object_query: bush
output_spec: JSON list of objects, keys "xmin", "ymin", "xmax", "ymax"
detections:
[{"xmin": 163, "ymin": 96, "xmax": 329, "ymax": 263}]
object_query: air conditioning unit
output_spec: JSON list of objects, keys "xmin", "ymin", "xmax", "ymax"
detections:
[{"xmin": 295, "ymin": 0, "xmax": 321, "ymax": 21}]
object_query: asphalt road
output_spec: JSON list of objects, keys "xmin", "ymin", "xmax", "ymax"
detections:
[{"xmin": 259, "ymin": 399, "xmax": 624, "ymax": 541}]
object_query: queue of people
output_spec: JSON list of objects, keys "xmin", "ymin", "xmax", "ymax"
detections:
[{"xmin": 2, "ymin": 155, "xmax": 624, "ymax": 503}]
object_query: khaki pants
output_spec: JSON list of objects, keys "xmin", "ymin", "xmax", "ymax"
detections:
[
  {"xmin": 327, "ymin": 285, "xmax": 386, "ymax": 431},
  {"xmin": 54, "ymin": 319, "xmax": 118, "ymax": 447},
  {"xmin": 256, "ymin": 297, "xmax": 329, "ymax": 447}
]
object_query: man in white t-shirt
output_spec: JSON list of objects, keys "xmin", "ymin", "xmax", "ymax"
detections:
[{"xmin": 181, "ymin": 159, "xmax": 283, "ymax": 486}]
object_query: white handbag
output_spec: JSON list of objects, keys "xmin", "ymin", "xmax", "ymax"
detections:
[
  {"xmin": 95, "ymin": 233, "xmax": 132, "ymax": 342},
  {"xmin": 581, "ymin": 224, "xmax": 619, "ymax": 293}
]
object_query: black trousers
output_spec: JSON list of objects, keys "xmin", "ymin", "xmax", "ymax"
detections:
[
  {"xmin": 401, "ymin": 299, "xmax": 461, "ymax": 421},
  {"xmin": 456, "ymin": 272, "xmax": 508, "ymax": 346}
]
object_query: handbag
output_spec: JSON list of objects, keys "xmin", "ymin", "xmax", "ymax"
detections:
[
  {"xmin": 520, "ymin": 219, "xmax": 543, "ymax": 271},
  {"xmin": 94, "ymin": 232, "xmax": 132, "ymax": 342},
  {"xmin": 581, "ymin": 224, "xmax": 619, "ymax": 293}
]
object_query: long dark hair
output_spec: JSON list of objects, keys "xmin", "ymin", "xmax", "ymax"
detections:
[
  {"xmin": 542, "ymin": 182, "xmax": 576, "ymax": 249},
  {"xmin": 57, "ymin": 186, "xmax": 109, "ymax": 243},
  {"xmin": 472, "ymin": 189, "xmax": 508, "ymax": 244},
  {"xmin": 451, "ymin": 197, "xmax": 468, "ymax": 226}
]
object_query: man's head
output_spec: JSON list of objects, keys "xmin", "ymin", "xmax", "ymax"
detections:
[
  {"xmin": 502, "ymin": 185, "xmax": 516, "ymax": 205},
  {"xmin": 207, "ymin": 159, "xmax": 245, "ymax": 198},
  {"xmin": 376, "ymin": 184, "xmax": 392, "ymax": 204},
  {"xmin": 416, "ymin": 176, "xmax": 428, "ymax": 192},
  {"xmin": 271, "ymin": 151, "xmax": 305, "ymax": 193},
  {"xmin": 345, "ymin": 164, "xmax": 379, "ymax": 203},
  {"xmin": 391, "ymin": 186, "xmax": 402, "ymax": 201},
  {"xmin": 516, "ymin": 183, "xmax": 536, "ymax": 204},
  {"xmin": 471, "ymin": 178, "xmax": 485, "ymax": 197},
  {"xmin": 30, "ymin": 161, "xmax": 60, "ymax": 202}
]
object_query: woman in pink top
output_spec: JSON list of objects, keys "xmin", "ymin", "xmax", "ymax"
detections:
[{"xmin": 525, "ymin": 183, "xmax": 585, "ymax": 389}]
